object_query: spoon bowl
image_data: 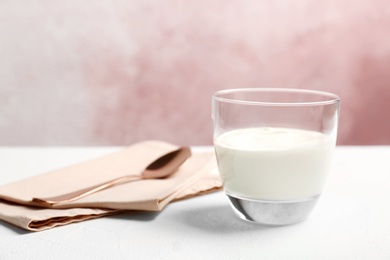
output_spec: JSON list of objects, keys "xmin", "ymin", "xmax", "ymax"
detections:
[{"xmin": 32, "ymin": 147, "xmax": 191, "ymax": 207}]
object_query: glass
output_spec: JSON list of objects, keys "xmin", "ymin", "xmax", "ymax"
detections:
[{"xmin": 212, "ymin": 88, "xmax": 340, "ymax": 225}]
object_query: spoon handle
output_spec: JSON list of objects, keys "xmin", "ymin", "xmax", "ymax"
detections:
[{"xmin": 32, "ymin": 175, "xmax": 141, "ymax": 206}]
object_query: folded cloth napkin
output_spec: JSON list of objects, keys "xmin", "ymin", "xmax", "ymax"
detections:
[{"xmin": 0, "ymin": 141, "xmax": 222, "ymax": 231}]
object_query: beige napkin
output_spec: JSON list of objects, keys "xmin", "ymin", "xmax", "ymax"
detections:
[{"xmin": 0, "ymin": 141, "xmax": 222, "ymax": 231}]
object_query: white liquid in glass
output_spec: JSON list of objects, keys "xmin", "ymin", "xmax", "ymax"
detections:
[{"xmin": 214, "ymin": 127, "xmax": 335, "ymax": 201}]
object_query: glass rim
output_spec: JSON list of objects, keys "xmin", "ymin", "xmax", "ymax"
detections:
[{"xmin": 212, "ymin": 88, "xmax": 340, "ymax": 106}]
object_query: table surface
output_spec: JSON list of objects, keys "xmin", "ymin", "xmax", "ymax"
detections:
[{"xmin": 0, "ymin": 146, "xmax": 390, "ymax": 260}]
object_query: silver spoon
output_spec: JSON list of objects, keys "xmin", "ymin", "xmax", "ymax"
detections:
[{"xmin": 32, "ymin": 147, "xmax": 191, "ymax": 206}]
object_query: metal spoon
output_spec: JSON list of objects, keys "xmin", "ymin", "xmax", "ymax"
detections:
[{"xmin": 32, "ymin": 147, "xmax": 191, "ymax": 206}]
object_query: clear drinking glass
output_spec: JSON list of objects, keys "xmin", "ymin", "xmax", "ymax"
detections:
[{"xmin": 212, "ymin": 88, "xmax": 340, "ymax": 225}]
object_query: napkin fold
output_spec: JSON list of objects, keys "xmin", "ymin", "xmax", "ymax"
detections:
[{"xmin": 0, "ymin": 141, "xmax": 222, "ymax": 231}]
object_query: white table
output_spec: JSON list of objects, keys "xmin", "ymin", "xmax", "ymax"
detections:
[{"xmin": 1, "ymin": 146, "xmax": 390, "ymax": 260}]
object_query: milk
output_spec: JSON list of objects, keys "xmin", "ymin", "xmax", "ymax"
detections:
[{"xmin": 214, "ymin": 127, "xmax": 335, "ymax": 201}]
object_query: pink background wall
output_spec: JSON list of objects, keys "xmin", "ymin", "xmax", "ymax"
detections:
[{"xmin": 1, "ymin": 1, "xmax": 390, "ymax": 146}]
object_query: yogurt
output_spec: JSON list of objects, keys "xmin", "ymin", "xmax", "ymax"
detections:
[{"xmin": 214, "ymin": 127, "xmax": 335, "ymax": 201}]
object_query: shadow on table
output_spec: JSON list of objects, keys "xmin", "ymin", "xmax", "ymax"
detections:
[
  {"xmin": 108, "ymin": 210, "xmax": 161, "ymax": 222},
  {"xmin": 171, "ymin": 204, "xmax": 279, "ymax": 234}
]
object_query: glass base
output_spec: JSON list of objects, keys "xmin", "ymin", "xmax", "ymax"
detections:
[{"xmin": 227, "ymin": 194, "xmax": 320, "ymax": 226}]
